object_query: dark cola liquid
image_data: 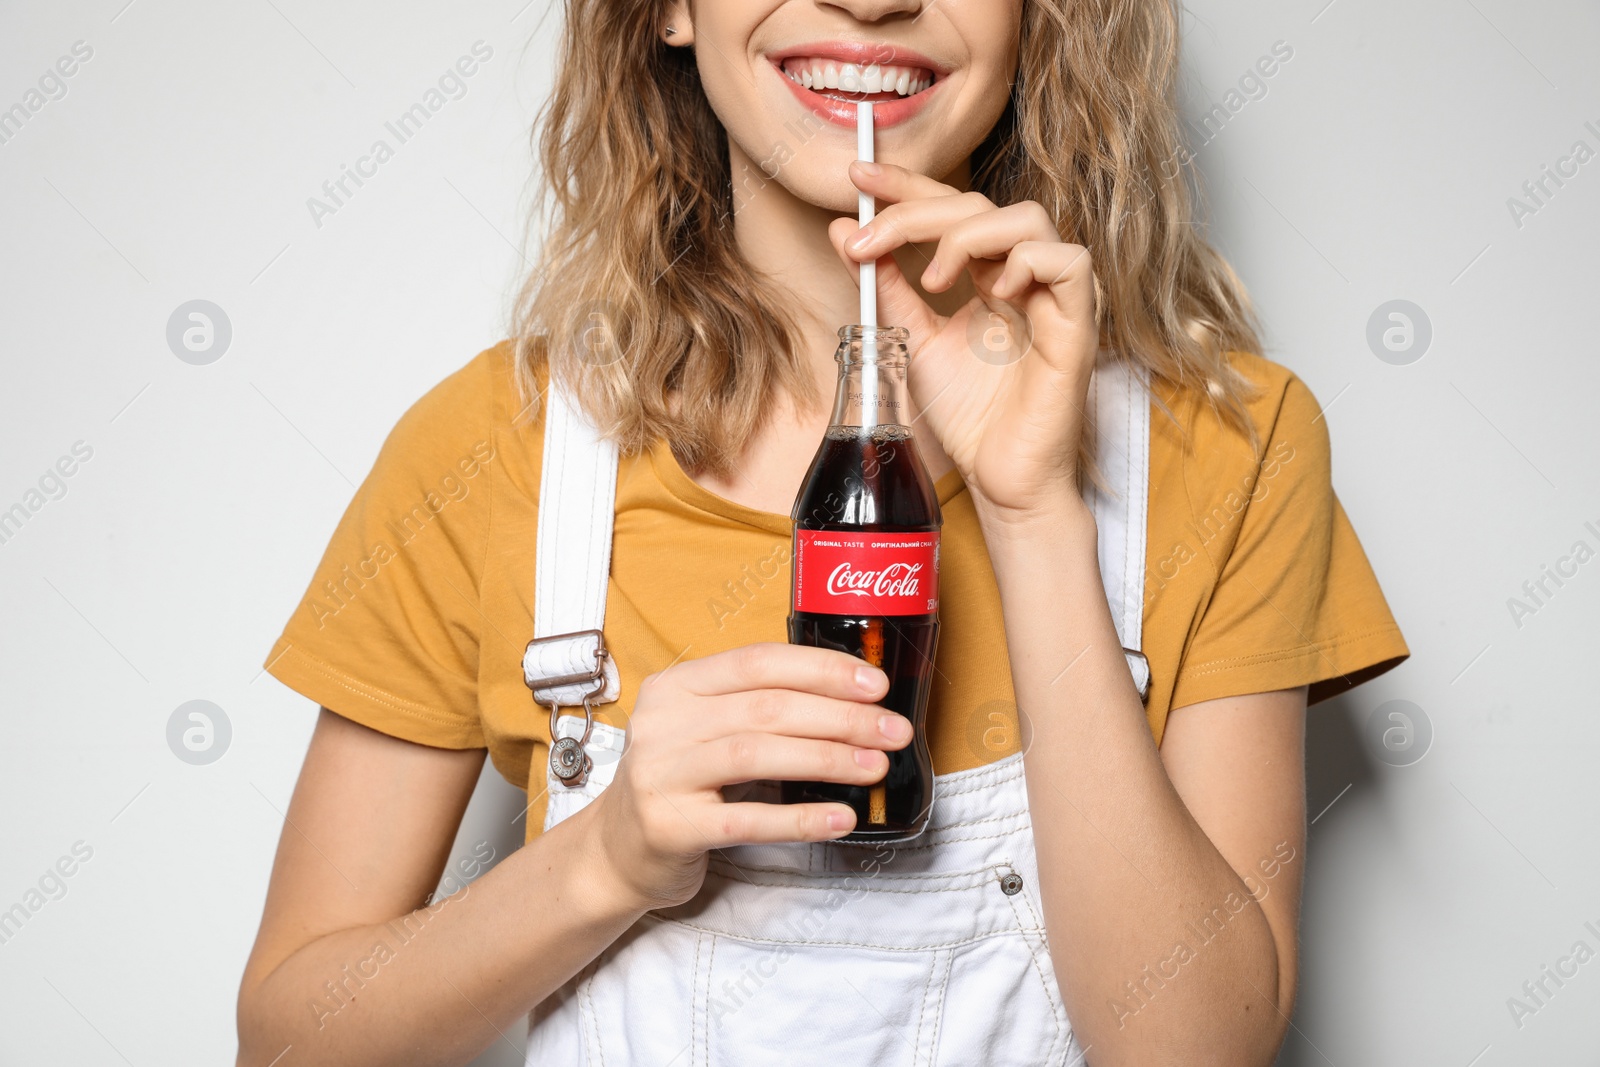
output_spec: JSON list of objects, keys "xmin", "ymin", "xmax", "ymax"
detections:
[{"xmin": 786, "ymin": 425, "xmax": 941, "ymax": 842}]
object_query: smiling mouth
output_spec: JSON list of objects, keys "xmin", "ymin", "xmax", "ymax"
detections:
[{"xmin": 777, "ymin": 57, "xmax": 937, "ymax": 102}]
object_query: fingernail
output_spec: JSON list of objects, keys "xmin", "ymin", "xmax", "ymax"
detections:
[
  {"xmin": 846, "ymin": 227, "xmax": 873, "ymax": 252},
  {"xmin": 879, "ymin": 714, "xmax": 911, "ymax": 742},
  {"xmin": 827, "ymin": 810, "xmax": 854, "ymax": 832},
  {"xmin": 855, "ymin": 159, "xmax": 881, "ymax": 176},
  {"xmin": 856, "ymin": 665, "xmax": 887, "ymax": 692},
  {"xmin": 854, "ymin": 748, "xmax": 882, "ymax": 769}
]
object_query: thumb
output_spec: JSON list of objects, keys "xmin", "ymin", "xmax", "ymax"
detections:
[{"xmin": 827, "ymin": 217, "xmax": 939, "ymax": 340}]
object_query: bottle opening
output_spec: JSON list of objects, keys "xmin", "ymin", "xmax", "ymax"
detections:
[
  {"xmin": 836, "ymin": 324, "xmax": 909, "ymax": 364},
  {"xmin": 838, "ymin": 325, "xmax": 908, "ymax": 343}
]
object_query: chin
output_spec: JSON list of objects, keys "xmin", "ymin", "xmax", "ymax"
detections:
[
  {"xmin": 731, "ymin": 140, "xmax": 854, "ymax": 214},
  {"xmin": 732, "ymin": 125, "xmax": 964, "ymax": 216},
  {"xmin": 787, "ymin": 165, "xmax": 871, "ymax": 215}
]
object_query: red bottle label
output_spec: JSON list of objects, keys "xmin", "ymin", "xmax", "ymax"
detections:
[{"xmin": 793, "ymin": 530, "xmax": 940, "ymax": 616}]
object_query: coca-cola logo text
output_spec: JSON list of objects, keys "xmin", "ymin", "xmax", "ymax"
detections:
[
  {"xmin": 825, "ymin": 561, "xmax": 924, "ymax": 600},
  {"xmin": 793, "ymin": 530, "xmax": 939, "ymax": 616}
]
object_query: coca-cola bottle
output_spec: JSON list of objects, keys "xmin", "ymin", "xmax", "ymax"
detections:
[{"xmin": 785, "ymin": 325, "xmax": 941, "ymax": 842}]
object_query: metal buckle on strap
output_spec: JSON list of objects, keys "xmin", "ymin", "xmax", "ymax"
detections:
[
  {"xmin": 523, "ymin": 627, "xmax": 608, "ymax": 691},
  {"xmin": 525, "ymin": 629, "xmax": 609, "ymax": 789}
]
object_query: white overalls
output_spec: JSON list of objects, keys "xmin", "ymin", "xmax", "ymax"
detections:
[{"xmin": 520, "ymin": 361, "xmax": 1151, "ymax": 1067}]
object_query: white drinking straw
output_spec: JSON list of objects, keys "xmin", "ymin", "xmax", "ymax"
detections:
[
  {"xmin": 856, "ymin": 101, "xmax": 880, "ymax": 397},
  {"xmin": 857, "ymin": 100, "xmax": 876, "ymax": 333}
]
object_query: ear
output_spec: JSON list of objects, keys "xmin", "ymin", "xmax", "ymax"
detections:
[{"xmin": 661, "ymin": 0, "xmax": 694, "ymax": 45}]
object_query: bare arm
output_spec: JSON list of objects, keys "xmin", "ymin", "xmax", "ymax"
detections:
[
  {"xmin": 826, "ymin": 158, "xmax": 1306, "ymax": 1064},
  {"xmin": 239, "ymin": 643, "xmax": 905, "ymax": 1067},
  {"xmin": 985, "ymin": 501, "xmax": 1305, "ymax": 1067},
  {"xmin": 235, "ymin": 709, "xmax": 645, "ymax": 1066}
]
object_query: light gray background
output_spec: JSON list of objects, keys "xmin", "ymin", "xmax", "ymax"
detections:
[{"xmin": 0, "ymin": 2, "xmax": 1594, "ymax": 1065}]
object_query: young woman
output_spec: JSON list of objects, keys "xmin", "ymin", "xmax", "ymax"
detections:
[{"xmin": 237, "ymin": 1, "xmax": 1408, "ymax": 1064}]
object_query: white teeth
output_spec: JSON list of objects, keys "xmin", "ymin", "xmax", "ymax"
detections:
[{"xmin": 780, "ymin": 56, "xmax": 936, "ymax": 97}]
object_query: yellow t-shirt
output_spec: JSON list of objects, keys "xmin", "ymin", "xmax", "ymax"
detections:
[{"xmin": 265, "ymin": 342, "xmax": 1407, "ymax": 840}]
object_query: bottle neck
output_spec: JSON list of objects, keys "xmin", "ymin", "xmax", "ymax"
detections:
[{"xmin": 829, "ymin": 328, "xmax": 913, "ymax": 431}]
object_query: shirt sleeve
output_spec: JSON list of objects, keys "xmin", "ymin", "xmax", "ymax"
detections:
[
  {"xmin": 262, "ymin": 356, "xmax": 497, "ymax": 748},
  {"xmin": 1169, "ymin": 371, "xmax": 1409, "ymax": 709}
]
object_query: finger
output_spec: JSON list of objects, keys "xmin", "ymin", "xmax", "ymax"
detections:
[
  {"xmin": 848, "ymin": 159, "xmax": 964, "ymax": 205},
  {"xmin": 689, "ymin": 733, "xmax": 891, "ymax": 790},
  {"xmin": 922, "ymin": 204, "xmax": 1064, "ymax": 294},
  {"xmin": 704, "ymin": 689, "xmax": 914, "ymax": 749},
  {"xmin": 827, "ymin": 217, "xmax": 941, "ymax": 340},
  {"xmin": 988, "ymin": 240, "xmax": 1096, "ymax": 326},
  {"xmin": 841, "ymin": 190, "xmax": 995, "ymax": 262},
  {"xmin": 703, "ymin": 801, "xmax": 857, "ymax": 846},
  {"xmin": 670, "ymin": 642, "xmax": 889, "ymax": 701}
]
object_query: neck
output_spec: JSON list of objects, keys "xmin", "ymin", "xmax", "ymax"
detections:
[
  {"xmin": 728, "ymin": 141, "xmax": 975, "ymax": 411},
  {"xmin": 680, "ymin": 142, "xmax": 965, "ymax": 510}
]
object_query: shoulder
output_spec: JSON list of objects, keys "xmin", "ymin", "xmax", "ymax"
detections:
[
  {"xmin": 385, "ymin": 341, "xmax": 525, "ymax": 444},
  {"xmin": 372, "ymin": 341, "xmax": 545, "ymax": 481},
  {"xmin": 1150, "ymin": 350, "xmax": 1330, "ymax": 483},
  {"xmin": 1143, "ymin": 350, "xmax": 1338, "ymax": 607},
  {"xmin": 1229, "ymin": 349, "xmax": 1328, "ymax": 460}
]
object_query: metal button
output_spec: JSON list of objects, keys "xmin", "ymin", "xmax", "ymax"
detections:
[
  {"xmin": 999, "ymin": 870, "xmax": 1024, "ymax": 896},
  {"xmin": 549, "ymin": 736, "xmax": 592, "ymax": 786}
]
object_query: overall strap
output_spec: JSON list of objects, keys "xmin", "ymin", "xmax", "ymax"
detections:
[
  {"xmin": 521, "ymin": 385, "xmax": 622, "ymax": 707},
  {"xmin": 524, "ymin": 363, "xmax": 1152, "ymax": 703},
  {"xmin": 1085, "ymin": 359, "xmax": 1153, "ymax": 698}
]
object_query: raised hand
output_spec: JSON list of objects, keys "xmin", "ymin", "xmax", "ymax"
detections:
[{"xmin": 827, "ymin": 161, "xmax": 1100, "ymax": 524}]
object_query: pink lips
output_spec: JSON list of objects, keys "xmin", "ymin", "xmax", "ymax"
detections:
[{"xmin": 767, "ymin": 40, "xmax": 947, "ymax": 130}]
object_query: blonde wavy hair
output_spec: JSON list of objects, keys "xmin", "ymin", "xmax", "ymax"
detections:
[{"xmin": 513, "ymin": 0, "xmax": 1261, "ymax": 477}]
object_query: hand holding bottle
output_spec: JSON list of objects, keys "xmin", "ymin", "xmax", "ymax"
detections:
[{"xmin": 578, "ymin": 643, "xmax": 906, "ymax": 911}]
